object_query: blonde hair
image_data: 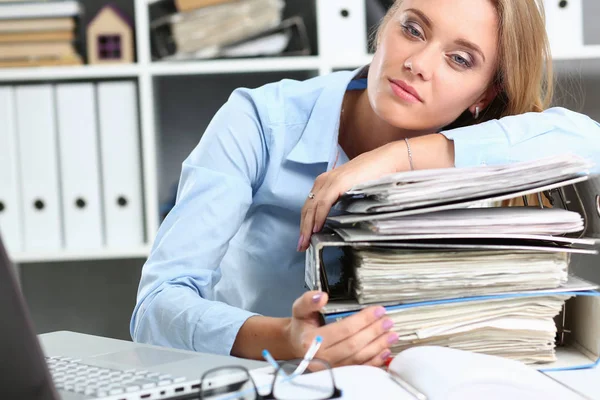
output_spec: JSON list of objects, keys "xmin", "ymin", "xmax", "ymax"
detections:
[{"xmin": 374, "ymin": 0, "xmax": 554, "ymax": 127}]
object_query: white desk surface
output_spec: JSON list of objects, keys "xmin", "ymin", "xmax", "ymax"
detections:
[
  {"xmin": 545, "ymin": 368, "xmax": 600, "ymax": 399},
  {"xmin": 39, "ymin": 331, "xmax": 600, "ymax": 399}
]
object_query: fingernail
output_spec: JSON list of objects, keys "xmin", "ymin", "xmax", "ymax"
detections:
[
  {"xmin": 297, "ymin": 235, "xmax": 304, "ymax": 251},
  {"xmin": 387, "ymin": 332, "xmax": 399, "ymax": 344},
  {"xmin": 312, "ymin": 293, "xmax": 323, "ymax": 303},
  {"xmin": 382, "ymin": 319, "xmax": 394, "ymax": 331},
  {"xmin": 381, "ymin": 350, "xmax": 392, "ymax": 360},
  {"xmin": 313, "ymin": 224, "xmax": 319, "ymax": 233},
  {"xmin": 374, "ymin": 307, "xmax": 386, "ymax": 318}
]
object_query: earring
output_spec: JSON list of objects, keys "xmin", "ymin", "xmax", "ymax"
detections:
[
  {"xmin": 474, "ymin": 106, "xmax": 480, "ymax": 119},
  {"xmin": 404, "ymin": 60, "xmax": 413, "ymax": 71}
]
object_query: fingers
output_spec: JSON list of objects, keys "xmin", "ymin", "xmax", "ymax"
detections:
[
  {"xmin": 363, "ymin": 347, "xmax": 394, "ymax": 368},
  {"xmin": 311, "ymin": 184, "xmax": 338, "ymax": 233},
  {"xmin": 323, "ymin": 316, "xmax": 397, "ymax": 366},
  {"xmin": 298, "ymin": 175, "xmax": 327, "ymax": 251},
  {"xmin": 292, "ymin": 291, "xmax": 329, "ymax": 320},
  {"xmin": 299, "ymin": 203, "xmax": 316, "ymax": 251},
  {"xmin": 339, "ymin": 330, "xmax": 398, "ymax": 367},
  {"xmin": 298, "ymin": 174, "xmax": 344, "ymax": 252},
  {"xmin": 317, "ymin": 306, "xmax": 386, "ymax": 347}
]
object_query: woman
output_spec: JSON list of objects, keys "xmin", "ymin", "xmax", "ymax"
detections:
[{"xmin": 131, "ymin": 0, "xmax": 600, "ymax": 368}]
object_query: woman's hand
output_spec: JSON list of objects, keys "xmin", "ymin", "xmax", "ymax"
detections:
[
  {"xmin": 285, "ymin": 291, "xmax": 398, "ymax": 367},
  {"xmin": 298, "ymin": 141, "xmax": 408, "ymax": 251}
]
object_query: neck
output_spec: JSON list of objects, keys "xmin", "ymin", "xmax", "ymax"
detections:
[{"xmin": 338, "ymin": 90, "xmax": 420, "ymax": 160}]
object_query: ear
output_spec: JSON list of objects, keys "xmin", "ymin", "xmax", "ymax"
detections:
[{"xmin": 469, "ymin": 84, "xmax": 499, "ymax": 116}]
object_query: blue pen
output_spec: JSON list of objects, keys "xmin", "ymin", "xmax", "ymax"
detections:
[
  {"xmin": 261, "ymin": 335, "xmax": 323, "ymax": 378},
  {"xmin": 261, "ymin": 349, "xmax": 281, "ymax": 373}
]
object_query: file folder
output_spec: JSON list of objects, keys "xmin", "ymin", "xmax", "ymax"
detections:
[
  {"xmin": 543, "ymin": 0, "xmax": 583, "ymax": 55},
  {"xmin": 561, "ymin": 176, "xmax": 600, "ymax": 238},
  {"xmin": 325, "ymin": 289, "xmax": 600, "ymax": 372},
  {"xmin": 317, "ymin": 0, "xmax": 367, "ymax": 60},
  {"xmin": 0, "ymin": 86, "xmax": 23, "ymax": 253},
  {"xmin": 97, "ymin": 81, "xmax": 144, "ymax": 248},
  {"xmin": 15, "ymin": 84, "xmax": 62, "ymax": 252},
  {"xmin": 306, "ymin": 232, "xmax": 600, "ymax": 371},
  {"xmin": 56, "ymin": 83, "xmax": 104, "ymax": 251}
]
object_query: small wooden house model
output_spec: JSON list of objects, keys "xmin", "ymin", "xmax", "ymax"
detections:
[{"xmin": 87, "ymin": 4, "xmax": 134, "ymax": 64}]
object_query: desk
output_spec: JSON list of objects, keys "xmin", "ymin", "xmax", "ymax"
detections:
[
  {"xmin": 39, "ymin": 331, "xmax": 600, "ymax": 399},
  {"xmin": 545, "ymin": 368, "xmax": 600, "ymax": 399}
]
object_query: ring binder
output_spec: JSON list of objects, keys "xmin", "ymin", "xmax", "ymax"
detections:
[{"xmin": 308, "ymin": 155, "xmax": 600, "ymax": 370}]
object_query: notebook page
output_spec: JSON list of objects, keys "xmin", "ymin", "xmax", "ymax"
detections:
[{"xmin": 388, "ymin": 346, "xmax": 583, "ymax": 400}]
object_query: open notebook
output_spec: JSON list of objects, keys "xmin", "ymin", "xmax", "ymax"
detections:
[{"xmin": 250, "ymin": 346, "xmax": 591, "ymax": 399}]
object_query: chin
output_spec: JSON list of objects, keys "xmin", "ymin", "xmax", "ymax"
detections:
[{"xmin": 378, "ymin": 103, "xmax": 442, "ymax": 134}]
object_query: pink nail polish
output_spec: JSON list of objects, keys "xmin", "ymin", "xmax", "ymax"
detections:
[
  {"xmin": 312, "ymin": 293, "xmax": 323, "ymax": 303},
  {"xmin": 313, "ymin": 224, "xmax": 319, "ymax": 233},
  {"xmin": 388, "ymin": 333, "xmax": 399, "ymax": 344},
  {"xmin": 297, "ymin": 235, "xmax": 304, "ymax": 251},
  {"xmin": 382, "ymin": 319, "xmax": 394, "ymax": 330},
  {"xmin": 381, "ymin": 350, "xmax": 392, "ymax": 360},
  {"xmin": 374, "ymin": 307, "xmax": 386, "ymax": 318}
]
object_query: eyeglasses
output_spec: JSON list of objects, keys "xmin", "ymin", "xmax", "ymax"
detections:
[{"xmin": 198, "ymin": 358, "xmax": 342, "ymax": 400}]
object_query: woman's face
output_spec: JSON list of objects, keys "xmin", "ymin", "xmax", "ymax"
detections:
[{"xmin": 368, "ymin": 0, "xmax": 499, "ymax": 133}]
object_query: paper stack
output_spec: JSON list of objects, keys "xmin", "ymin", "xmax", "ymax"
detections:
[
  {"xmin": 149, "ymin": 0, "xmax": 311, "ymax": 60},
  {"xmin": 345, "ymin": 248, "xmax": 570, "ymax": 304},
  {"xmin": 388, "ymin": 294, "xmax": 571, "ymax": 364},
  {"xmin": 0, "ymin": 0, "xmax": 83, "ymax": 68},
  {"xmin": 308, "ymin": 154, "xmax": 599, "ymax": 364}
]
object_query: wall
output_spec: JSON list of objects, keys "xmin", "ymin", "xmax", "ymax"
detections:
[{"xmin": 18, "ymin": 0, "xmax": 600, "ymax": 342}]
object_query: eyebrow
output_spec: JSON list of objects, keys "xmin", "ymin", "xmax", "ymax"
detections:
[
  {"xmin": 454, "ymin": 38, "xmax": 486, "ymax": 62},
  {"xmin": 404, "ymin": 8, "xmax": 487, "ymax": 63},
  {"xmin": 404, "ymin": 8, "xmax": 432, "ymax": 29}
]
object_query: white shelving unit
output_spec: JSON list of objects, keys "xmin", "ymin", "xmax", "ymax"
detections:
[
  {"xmin": 12, "ymin": 246, "xmax": 151, "ymax": 263},
  {"xmin": 0, "ymin": 64, "xmax": 140, "ymax": 82},
  {"xmin": 5, "ymin": 0, "xmax": 600, "ymax": 263}
]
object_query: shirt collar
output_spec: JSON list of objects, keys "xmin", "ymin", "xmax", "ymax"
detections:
[{"xmin": 285, "ymin": 66, "xmax": 366, "ymax": 165}]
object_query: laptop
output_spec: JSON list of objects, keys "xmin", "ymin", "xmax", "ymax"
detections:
[{"xmin": 0, "ymin": 235, "xmax": 264, "ymax": 400}]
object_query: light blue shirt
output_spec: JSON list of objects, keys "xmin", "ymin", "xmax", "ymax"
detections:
[{"xmin": 131, "ymin": 68, "xmax": 600, "ymax": 355}]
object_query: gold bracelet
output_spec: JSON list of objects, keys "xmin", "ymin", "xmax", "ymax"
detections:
[{"xmin": 405, "ymin": 138, "xmax": 414, "ymax": 170}]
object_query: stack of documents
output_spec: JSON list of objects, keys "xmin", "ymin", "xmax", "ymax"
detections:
[
  {"xmin": 309, "ymin": 154, "xmax": 598, "ymax": 364},
  {"xmin": 321, "ymin": 275, "xmax": 600, "ymax": 364},
  {"xmin": 331, "ymin": 153, "xmax": 593, "ymax": 222},
  {"xmin": 360, "ymin": 207, "xmax": 584, "ymax": 236},
  {"xmin": 345, "ymin": 248, "xmax": 572, "ymax": 304},
  {"xmin": 387, "ymin": 294, "xmax": 570, "ymax": 364}
]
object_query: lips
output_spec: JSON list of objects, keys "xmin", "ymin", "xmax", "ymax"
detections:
[{"xmin": 389, "ymin": 79, "xmax": 423, "ymax": 103}]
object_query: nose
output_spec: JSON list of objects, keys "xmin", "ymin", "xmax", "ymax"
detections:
[{"xmin": 404, "ymin": 45, "xmax": 437, "ymax": 81}]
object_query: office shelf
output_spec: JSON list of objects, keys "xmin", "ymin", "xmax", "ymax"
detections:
[
  {"xmin": 0, "ymin": 64, "xmax": 141, "ymax": 82},
  {"xmin": 11, "ymin": 246, "xmax": 151, "ymax": 264},
  {"xmin": 150, "ymin": 56, "xmax": 323, "ymax": 76},
  {"xmin": 554, "ymin": 45, "xmax": 600, "ymax": 61}
]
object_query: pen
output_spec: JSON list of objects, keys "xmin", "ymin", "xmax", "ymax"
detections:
[
  {"xmin": 290, "ymin": 335, "xmax": 322, "ymax": 377},
  {"xmin": 261, "ymin": 335, "xmax": 323, "ymax": 379},
  {"xmin": 388, "ymin": 369, "xmax": 428, "ymax": 400},
  {"xmin": 261, "ymin": 349, "xmax": 281, "ymax": 374}
]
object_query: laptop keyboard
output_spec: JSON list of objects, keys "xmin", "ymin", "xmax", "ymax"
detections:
[{"xmin": 46, "ymin": 356, "xmax": 188, "ymax": 397}]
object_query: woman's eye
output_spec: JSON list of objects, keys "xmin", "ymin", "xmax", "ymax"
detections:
[
  {"xmin": 402, "ymin": 23, "xmax": 423, "ymax": 39},
  {"xmin": 451, "ymin": 54, "xmax": 473, "ymax": 68}
]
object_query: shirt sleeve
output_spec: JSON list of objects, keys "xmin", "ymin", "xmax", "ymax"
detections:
[
  {"xmin": 130, "ymin": 88, "xmax": 269, "ymax": 355},
  {"xmin": 440, "ymin": 107, "xmax": 600, "ymax": 173}
]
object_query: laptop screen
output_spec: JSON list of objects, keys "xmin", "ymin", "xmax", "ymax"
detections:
[{"xmin": 0, "ymin": 234, "xmax": 58, "ymax": 400}]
